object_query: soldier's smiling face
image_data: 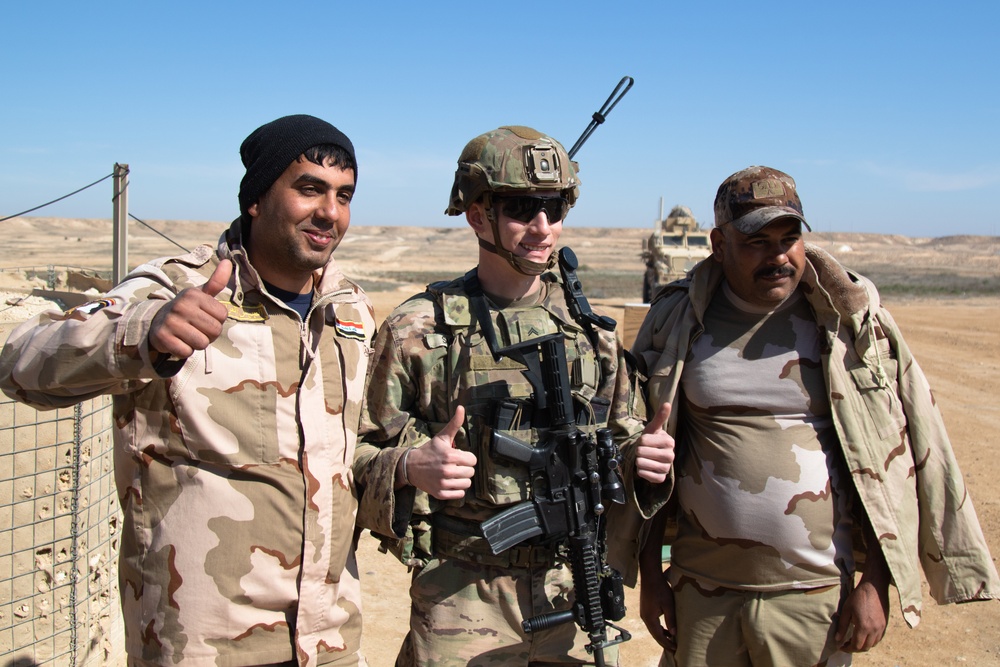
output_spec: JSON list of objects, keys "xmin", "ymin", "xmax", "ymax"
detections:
[
  {"xmin": 711, "ymin": 218, "xmax": 806, "ymax": 308},
  {"xmin": 468, "ymin": 195, "xmax": 564, "ymax": 266}
]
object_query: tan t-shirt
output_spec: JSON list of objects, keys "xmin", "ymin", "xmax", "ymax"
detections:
[{"xmin": 672, "ymin": 283, "xmax": 855, "ymax": 591}]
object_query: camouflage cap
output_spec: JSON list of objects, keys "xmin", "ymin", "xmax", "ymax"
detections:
[
  {"xmin": 445, "ymin": 126, "xmax": 580, "ymax": 215},
  {"xmin": 714, "ymin": 166, "xmax": 810, "ymax": 234}
]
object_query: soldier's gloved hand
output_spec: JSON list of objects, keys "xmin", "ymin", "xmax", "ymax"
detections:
[
  {"xmin": 404, "ymin": 405, "xmax": 477, "ymax": 500},
  {"xmin": 149, "ymin": 259, "xmax": 232, "ymax": 359},
  {"xmin": 635, "ymin": 402, "xmax": 675, "ymax": 484}
]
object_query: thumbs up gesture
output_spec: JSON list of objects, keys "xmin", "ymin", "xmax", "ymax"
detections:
[
  {"xmin": 149, "ymin": 259, "xmax": 232, "ymax": 359},
  {"xmin": 635, "ymin": 402, "xmax": 675, "ymax": 484},
  {"xmin": 401, "ymin": 405, "xmax": 478, "ymax": 500}
]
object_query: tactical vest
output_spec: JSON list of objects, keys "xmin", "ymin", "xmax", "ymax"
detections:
[
  {"xmin": 426, "ymin": 272, "xmax": 611, "ymax": 510},
  {"xmin": 379, "ymin": 270, "xmax": 627, "ymax": 567}
]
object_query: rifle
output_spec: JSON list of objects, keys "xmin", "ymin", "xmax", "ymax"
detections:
[{"xmin": 479, "ymin": 332, "xmax": 631, "ymax": 665}]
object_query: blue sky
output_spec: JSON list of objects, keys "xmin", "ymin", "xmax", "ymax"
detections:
[{"xmin": 2, "ymin": 1, "xmax": 998, "ymax": 237}]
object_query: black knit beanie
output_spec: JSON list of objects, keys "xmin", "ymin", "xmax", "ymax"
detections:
[{"xmin": 238, "ymin": 114, "xmax": 357, "ymax": 219}]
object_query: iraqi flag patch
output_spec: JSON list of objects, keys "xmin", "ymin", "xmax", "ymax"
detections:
[{"xmin": 334, "ymin": 318, "xmax": 366, "ymax": 341}]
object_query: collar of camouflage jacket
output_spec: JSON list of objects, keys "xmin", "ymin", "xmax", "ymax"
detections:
[{"xmin": 218, "ymin": 217, "xmax": 353, "ymax": 307}]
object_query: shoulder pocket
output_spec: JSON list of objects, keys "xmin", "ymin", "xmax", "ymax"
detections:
[
  {"xmin": 424, "ymin": 333, "xmax": 449, "ymax": 349},
  {"xmin": 847, "ymin": 354, "xmax": 904, "ymax": 441}
]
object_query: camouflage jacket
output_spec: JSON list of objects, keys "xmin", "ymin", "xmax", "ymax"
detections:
[
  {"xmin": 0, "ymin": 220, "xmax": 376, "ymax": 666},
  {"xmin": 624, "ymin": 243, "xmax": 999, "ymax": 626},
  {"xmin": 353, "ymin": 267, "xmax": 664, "ymax": 566}
]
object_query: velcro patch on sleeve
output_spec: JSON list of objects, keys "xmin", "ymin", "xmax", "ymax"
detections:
[{"xmin": 67, "ymin": 297, "xmax": 121, "ymax": 316}]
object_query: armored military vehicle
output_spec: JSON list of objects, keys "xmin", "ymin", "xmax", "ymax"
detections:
[{"xmin": 640, "ymin": 202, "xmax": 711, "ymax": 302}]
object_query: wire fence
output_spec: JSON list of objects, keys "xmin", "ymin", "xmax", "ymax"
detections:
[
  {"xmin": 0, "ymin": 394, "xmax": 124, "ymax": 666},
  {"xmin": 0, "ymin": 175, "xmax": 115, "ymax": 225},
  {"xmin": 1, "ymin": 168, "xmax": 189, "ymax": 257},
  {"xmin": 0, "ymin": 170, "xmax": 174, "ymax": 667}
]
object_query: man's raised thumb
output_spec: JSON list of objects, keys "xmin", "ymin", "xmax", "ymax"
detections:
[
  {"xmin": 643, "ymin": 402, "xmax": 671, "ymax": 434},
  {"xmin": 442, "ymin": 405, "xmax": 466, "ymax": 443},
  {"xmin": 201, "ymin": 259, "xmax": 232, "ymax": 297}
]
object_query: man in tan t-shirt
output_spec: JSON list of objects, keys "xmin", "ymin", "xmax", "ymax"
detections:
[{"xmin": 630, "ymin": 166, "xmax": 998, "ymax": 666}]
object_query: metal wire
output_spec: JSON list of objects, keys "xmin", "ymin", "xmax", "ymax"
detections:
[{"xmin": 0, "ymin": 174, "xmax": 114, "ymax": 223}]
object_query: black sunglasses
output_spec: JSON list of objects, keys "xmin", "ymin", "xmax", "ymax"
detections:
[{"xmin": 495, "ymin": 195, "xmax": 569, "ymax": 223}]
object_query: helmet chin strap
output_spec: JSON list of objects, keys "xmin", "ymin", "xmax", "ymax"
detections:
[{"xmin": 480, "ymin": 193, "xmax": 556, "ymax": 276}]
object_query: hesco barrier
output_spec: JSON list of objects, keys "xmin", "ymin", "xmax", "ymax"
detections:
[{"xmin": 0, "ymin": 394, "xmax": 125, "ymax": 666}]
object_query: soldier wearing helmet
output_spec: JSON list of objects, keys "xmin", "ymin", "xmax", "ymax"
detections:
[
  {"xmin": 354, "ymin": 126, "xmax": 675, "ymax": 666},
  {"xmin": 445, "ymin": 125, "xmax": 580, "ymax": 277}
]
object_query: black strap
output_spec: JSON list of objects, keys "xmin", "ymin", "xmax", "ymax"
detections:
[{"xmin": 463, "ymin": 269, "xmax": 505, "ymax": 362}]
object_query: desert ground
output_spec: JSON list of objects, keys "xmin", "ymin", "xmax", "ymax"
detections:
[{"xmin": 1, "ymin": 216, "xmax": 998, "ymax": 666}]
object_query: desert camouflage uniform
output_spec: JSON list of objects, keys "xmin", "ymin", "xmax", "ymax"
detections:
[
  {"xmin": 354, "ymin": 265, "xmax": 665, "ymax": 665},
  {"xmin": 618, "ymin": 243, "xmax": 999, "ymax": 626},
  {"xmin": 0, "ymin": 219, "xmax": 376, "ymax": 667}
]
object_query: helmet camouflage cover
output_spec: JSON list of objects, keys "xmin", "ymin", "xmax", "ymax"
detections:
[{"xmin": 445, "ymin": 126, "xmax": 580, "ymax": 215}]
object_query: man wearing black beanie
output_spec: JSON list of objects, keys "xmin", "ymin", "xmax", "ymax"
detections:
[
  {"xmin": 0, "ymin": 115, "xmax": 376, "ymax": 666},
  {"xmin": 239, "ymin": 114, "xmax": 358, "ymax": 223}
]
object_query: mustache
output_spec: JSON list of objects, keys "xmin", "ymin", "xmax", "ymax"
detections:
[{"xmin": 755, "ymin": 265, "xmax": 796, "ymax": 280}]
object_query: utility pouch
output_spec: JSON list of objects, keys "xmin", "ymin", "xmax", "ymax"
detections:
[{"xmin": 471, "ymin": 408, "xmax": 532, "ymax": 506}]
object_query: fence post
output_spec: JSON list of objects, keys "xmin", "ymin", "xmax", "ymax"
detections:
[
  {"xmin": 70, "ymin": 402, "xmax": 83, "ymax": 667},
  {"xmin": 112, "ymin": 163, "xmax": 129, "ymax": 285}
]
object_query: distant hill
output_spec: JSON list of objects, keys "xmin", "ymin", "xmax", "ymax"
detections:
[{"xmin": 2, "ymin": 217, "xmax": 998, "ymax": 299}]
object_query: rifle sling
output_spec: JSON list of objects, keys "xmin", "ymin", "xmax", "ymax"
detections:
[{"xmin": 463, "ymin": 270, "xmax": 504, "ymax": 362}]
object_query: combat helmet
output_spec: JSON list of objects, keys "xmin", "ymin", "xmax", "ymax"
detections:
[{"xmin": 446, "ymin": 125, "xmax": 580, "ymax": 275}]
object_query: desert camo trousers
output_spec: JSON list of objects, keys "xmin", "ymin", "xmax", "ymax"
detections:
[
  {"xmin": 395, "ymin": 556, "xmax": 619, "ymax": 667},
  {"xmin": 659, "ymin": 574, "xmax": 853, "ymax": 667}
]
